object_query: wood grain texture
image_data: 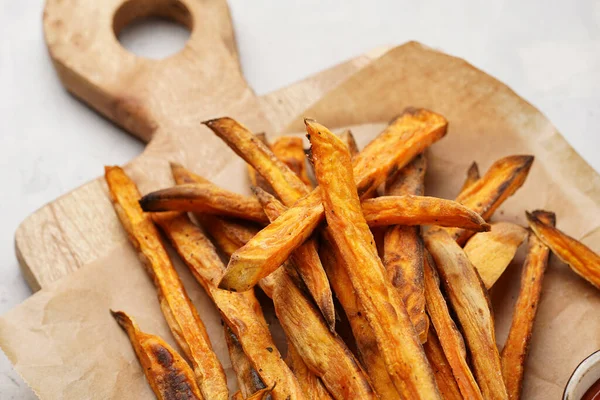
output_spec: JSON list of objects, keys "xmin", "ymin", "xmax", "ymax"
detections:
[{"xmin": 17, "ymin": 0, "xmax": 383, "ymax": 291}]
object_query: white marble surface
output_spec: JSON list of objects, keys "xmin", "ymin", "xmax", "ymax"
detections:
[{"xmin": 1, "ymin": 0, "xmax": 599, "ymax": 398}]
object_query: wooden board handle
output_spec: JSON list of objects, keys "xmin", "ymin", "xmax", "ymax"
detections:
[{"xmin": 43, "ymin": 0, "xmax": 254, "ymax": 143}]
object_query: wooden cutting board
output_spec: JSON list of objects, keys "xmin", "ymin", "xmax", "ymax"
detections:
[{"xmin": 17, "ymin": 0, "xmax": 386, "ymax": 291}]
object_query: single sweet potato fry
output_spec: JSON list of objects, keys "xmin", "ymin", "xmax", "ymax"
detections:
[
  {"xmin": 423, "ymin": 251, "xmax": 483, "ymax": 400},
  {"xmin": 216, "ymin": 109, "xmax": 448, "ymax": 292},
  {"xmin": 361, "ymin": 195, "xmax": 490, "ymax": 230},
  {"xmin": 320, "ymin": 235, "xmax": 401, "ymax": 400},
  {"xmin": 140, "ymin": 183, "xmax": 269, "ymax": 224},
  {"xmin": 111, "ymin": 311, "xmax": 203, "ymax": 400},
  {"xmin": 272, "ymin": 136, "xmax": 312, "ymax": 187},
  {"xmin": 424, "ymin": 328, "xmax": 463, "ymax": 400},
  {"xmin": 527, "ymin": 211, "xmax": 600, "ymax": 289},
  {"xmin": 224, "ymin": 325, "xmax": 267, "ymax": 398},
  {"xmin": 205, "ymin": 118, "xmax": 335, "ymax": 329},
  {"xmin": 105, "ymin": 166, "xmax": 228, "ymax": 400},
  {"xmin": 308, "ymin": 120, "xmax": 441, "ymax": 399},
  {"xmin": 338, "ymin": 129, "xmax": 359, "ymax": 159},
  {"xmin": 445, "ymin": 155, "xmax": 534, "ymax": 245},
  {"xmin": 464, "ymin": 222, "xmax": 528, "ymax": 289},
  {"xmin": 502, "ymin": 211, "xmax": 555, "ymax": 400},
  {"xmin": 383, "ymin": 153, "xmax": 428, "ymax": 343},
  {"xmin": 459, "ymin": 162, "xmax": 480, "ymax": 193},
  {"xmin": 286, "ymin": 344, "xmax": 332, "ymax": 400},
  {"xmin": 424, "ymin": 228, "xmax": 507, "ymax": 400},
  {"xmin": 154, "ymin": 212, "xmax": 305, "ymax": 400}
]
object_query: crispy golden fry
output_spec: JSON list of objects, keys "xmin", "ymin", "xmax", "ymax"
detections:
[
  {"xmin": 272, "ymin": 136, "xmax": 312, "ymax": 187},
  {"xmin": 154, "ymin": 212, "xmax": 305, "ymax": 400},
  {"xmin": 286, "ymin": 344, "xmax": 333, "ymax": 400},
  {"xmin": 320, "ymin": 235, "xmax": 401, "ymax": 400},
  {"xmin": 384, "ymin": 153, "xmax": 428, "ymax": 343},
  {"xmin": 140, "ymin": 183, "xmax": 269, "ymax": 224},
  {"xmin": 224, "ymin": 325, "xmax": 267, "ymax": 398},
  {"xmin": 460, "ymin": 162, "xmax": 480, "ymax": 193},
  {"xmin": 308, "ymin": 120, "xmax": 441, "ymax": 399},
  {"xmin": 111, "ymin": 311, "xmax": 203, "ymax": 400},
  {"xmin": 446, "ymin": 155, "xmax": 534, "ymax": 245},
  {"xmin": 424, "ymin": 329, "xmax": 463, "ymax": 400},
  {"xmin": 251, "ymin": 187, "xmax": 335, "ymax": 329},
  {"xmin": 233, "ymin": 391, "xmax": 244, "ymax": 400},
  {"xmin": 216, "ymin": 109, "xmax": 448, "ymax": 292},
  {"xmin": 464, "ymin": 222, "xmax": 528, "ymax": 288},
  {"xmin": 423, "ymin": 252, "xmax": 483, "ymax": 400},
  {"xmin": 527, "ymin": 211, "xmax": 600, "ymax": 289},
  {"xmin": 105, "ymin": 166, "xmax": 228, "ymax": 400},
  {"xmin": 205, "ymin": 118, "xmax": 335, "ymax": 330},
  {"xmin": 362, "ymin": 195, "xmax": 490, "ymax": 230},
  {"xmin": 338, "ymin": 129, "xmax": 359, "ymax": 159},
  {"xmin": 502, "ymin": 211, "xmax": 555, "ymax": 400},
  {"xmin": 424, "ymin": 228, "xmax": 507, "ymax": 400},
  {"xmin": 247, "ymin": 133, "xmax": 276, "ymax": 195},
  {"xmin": 247, "ymin": 387, "xmax": 275, "ymax": 400},
  {"xmin": 192, "ymin": 190, "xmax": 376, "ymax": 399}
]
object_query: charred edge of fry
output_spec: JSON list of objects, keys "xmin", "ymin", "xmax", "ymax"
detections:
[
  {"xmin": 224, "ymin": 325, "xmax": 266, "ymax": 396},
  {"xmin": 526, "ymin": 210, "xmax": 600, "ymax": 289},
  {"xmin": 458, "ymin": 155, "xmax": 534, "ymax": 217},
  {"xmin": 530, "ymin": 209, "xmax": 556, "ymax": 226},
  {"xmin": 139, "ymin": 184, "xmax": 269, "ymax": 224},
  {"xmin": 111, "ymin": 310, "xmax": 203, "ymax": 400}
]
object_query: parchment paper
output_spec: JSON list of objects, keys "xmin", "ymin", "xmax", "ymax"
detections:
[{"xmin": 2, "ymin": 42, "xmax": 600, "ymax": 399}]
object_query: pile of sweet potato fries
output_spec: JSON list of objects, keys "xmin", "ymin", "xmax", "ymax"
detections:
[{"xmin": 104, "ymin": 108, "xmax": 600, "ymax": 400}]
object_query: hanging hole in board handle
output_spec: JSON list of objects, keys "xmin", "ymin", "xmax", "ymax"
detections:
[
  {"xmin": 43, "ymin": 0, "xmax": 247, "ymax": 143},
  {"xmin": 113, "ymin": 0, "xmax": 193, "ymax": 60}
]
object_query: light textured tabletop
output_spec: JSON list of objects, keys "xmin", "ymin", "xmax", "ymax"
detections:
[{"xmin": 1, "ymin": 0, "xmax": 599, "ymax": 398}]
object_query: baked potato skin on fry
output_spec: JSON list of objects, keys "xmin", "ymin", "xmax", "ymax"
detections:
[
  {"xmin": 111, "ymin": 311, "xmax": 203, "ymax": 400},
  {"xmin": 424, "ymin": 228, "xmax": 508, "ymax": 400},
  {"xmin": 105, "ymin": 166, "xmax": 228, "ymax": 400},
  {"xmin": 307, "ymin": 119, "xmax": 441, "ymax": 399},
  {"xmin": 502, "ymin": 211, "xmax": 555, "ymax": 400}
]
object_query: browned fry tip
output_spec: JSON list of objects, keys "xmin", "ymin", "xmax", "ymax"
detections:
[
  {"xmin": 111, "ymin": 310, "xmax": 203, "ymax": 400},
  {"xmin": 526, "ymin": 211, "xmax": 600, "ymax": 289}
]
